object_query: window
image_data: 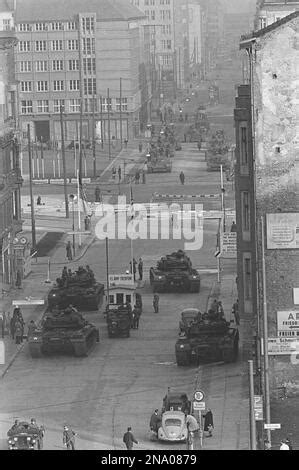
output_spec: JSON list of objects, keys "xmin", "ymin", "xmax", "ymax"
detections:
[
  {"xmin": 67, "ymin": 21, "xmax": 77, "ymax": 30},
  {"xmin": 21, "ymin": 100, "xmax": 33, "ymax": 114},
  {"xmin": 161, "ymin": 24, "xmax": 171, "ymax": 35},
  {"xmin": 69, "ymin": 99, "xmax": 81, "ymax": 113},
  {"xmin": 35, "ymin": 40, "xmax": 47, "ymax": 52},
  {"xmin": 161, "ymin": 40, "xmax": 171, "ymax": 50},
  {"xmin": 151, "ymin": 10, "xmax": 155, "ymax": 20},
  {"xmin": 19, "ymin": 41, "xmax": 30, "ymax": 52},
  {"xmin": 68, "ymin": 59, "xmax": 79, "ymax": 71},
  {"xmin": 67, "ymin": 39, "xmax": 78, "ymax": 50},
  {"xmin": 3, "ymin": 19, "xmax": 11, "ymax": 31},
  {"xmin": 82, "ymin": 37, "xmax": 95, "ymax": 54},
  {"xmin": 52, "ymin": 60, "xmax": 64, "ymax": 71},
  {"xmin": 20, "ymin": 61, "xmax": 32, "ymax": 72},
  {"xmin": 116, "ymin": 97, "xmax": 128, "ymax": 112},
  {"xmin": 82, "ymin": 17, "xmax": 95, "ymax": 33},
  {"xmin": 21, "ymin": 81, "xmax": 32, "ymax": 92},
  {"xmin": 51, "ymin": 22, "xmax": 63, "ymax": 30},
  {"xmin": 259, "ymin": 17, "xmax": 267, "ymax": 29},
  {"xmin": 53, "ymin": 99, "xmax": 65, "ymax": 113},
  {"xmin": 37, "ymin": 81, "xmax": 48, "ymax": 92},
  {"xmin": 243, "ymin": 255, "xmax": 252, "ymax": 300},
  {"xmin": 69, "ymin": 80, "xmax": 80, "ymax": 91},
  {"xmin": 241, "ymin": 191, "xmax": 250, "ymax": 232},
  {"xmin": 162, "ymin": 54, "xmax": 172, "ymax": 66},
  {"xmin": 83, "ymin": 57, "xmax": 96, "ymax": 74},
  {"xmin": 36, "ymin": 60, "xmax": 48, "ymax": 72},
  {"xmin": 19, "ymin": 23, "xmax": 31, "ymax": 32},
  {"xmin": 37, "ymin": 100, "xmax": 49, "ymax": 113},
  {"xmin": 35, "ymin": 23, "xmax": 47, "ymax": 31},
  {"xmin": 83, "ymin": 78, "xmax": 96, "ymax": 95},
  {"xmin": 240, "ymin": 125, "xmax": 248, "ymax": 166},
  {"xmin": 102, "ymin": 97, "xmax": 112, "ymax": 112},
  {"xmin": 160, "ymin": 9, "xmax": 171, "ymax": 21},
  {"xmin": 53, "ymin": 80, "xmax": 64, "ymax": 91},
  {"xmin": 51, "ymin": 40, "xmax": 63, "ymax": 51}
]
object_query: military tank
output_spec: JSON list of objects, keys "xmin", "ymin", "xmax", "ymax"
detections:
[
  {"xmin": 106, "ymin": 305, "xmax": 131, "ymax": 338},
  {"xmin": 175, "ymin": 313, "xmax": 239, "ymax": 366},
  {"xmin": 48, "ymin": 268, "xmax": 104, "ymax": 311},
  {"xmin": 28, "ymin": 307, "xmax": 100, "ymax": 358},
  {"xmin": 206, "ymin": 129, "xmax": 230, "ymax": 171},
  {"xmin": 149, "ymin": 250, "xmax": 200, "ymax": 293},
  {"xmin": 7, "ymin": 421, "xmax": 43, "ymax": 450}
]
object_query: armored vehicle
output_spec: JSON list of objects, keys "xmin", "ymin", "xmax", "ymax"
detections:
[
  {"xmin": 106, "ymin": 305, "xmax": 131, "ymax": 338},
  {"xmin": 149, "ymin": 250, "xmax": 200, "ymax": 293},
  {"xmin": 147, "ymin": 158, "xmax": 172, "ymax": 173},
  {"xmin": 206, "ymin": 129, "xmax": 230, "ymax": 171},
  {"xmin": 7, "ymin": 421, "xmax": 43, "ymax": 450},
  {"xmin": 28, "ymin": 307, "xmax": 99, "ymax": 358},
  {"xmin": 179, "ymin": 308, "xmax": 201, "ymax": 333},
  {"xmin": 175, "ymin": 313, "xmax": 239, "ymax": 366},
  {"xmin": 48, "ymin": 267, "xmax": 104, "ymax": 311}
]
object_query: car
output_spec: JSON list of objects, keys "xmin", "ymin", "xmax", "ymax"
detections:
[
  {"xmin": 157, "ymin": 411, "xmax": 188, "ymax": 442},
  {"xmin": 179, "ymin": 308, "xmax": 201, "ymax": 333}
]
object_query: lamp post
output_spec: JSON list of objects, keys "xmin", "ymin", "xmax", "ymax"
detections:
[{"xmin": 69, "ymin": 194, "xmax": 76, "ymax": 257}]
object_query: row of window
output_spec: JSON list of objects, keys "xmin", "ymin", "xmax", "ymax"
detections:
[
  {"xmin": 161, "ymin": 39, "xmax": 172, "ymax": 50},
  {"xmin": 20, "ymin": 80, "xmax": 80, "ymax": 92},
  {"xmin": 19, "ymin": 59, "xmax": 80, "ymax": 72},
  {"xmin": 21, "ymin": 97, "xmax": 128, "ymax": 114},
  {"xmin": 18, "ymin": 17, "xmax": 95, "ymax": 33},
  {"xmin": 144, "ymin": 9, "xmax": 171, "ymax": 21},
  {"xmin": 133, "ymin": 0, "xmax": 170, "ymax": 5},
  {"xmin": 19, "ymin": 39, "xmax": 79, "ymax": 52}
]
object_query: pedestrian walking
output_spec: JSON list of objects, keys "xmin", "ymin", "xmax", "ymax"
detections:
[
  {"xmin": 149, "ymin": 409, "xmax": 161, "ymax": 435},
  {"xmin": 203, "ymin": 408, "xmax": 214, "ymax": 437},
  {"xmin": 179, "ymin": 171, "xmax": 185, "ymax": 185},
  {"xmin": 153, "ymin": 294, "xmax": 159, "ymax": 313},
  {"xmin": 63, "ymin": 425, "xmax": 76, "ymax": 450},
  {"xmin": 66, "ymin": 241, "xmax": 73, "ymax": 261},
  {"xmin": 15, "ymin": 319, "xmax": 23, "ymax": 345},
  {"xmin": 142, "ymin": 169, "xmax": 146, "ymax": 184},
  {"xmin": 138, "ymin": 258, "xmax": 143, "ymax": 281},
  {"xmin": 139, "ymin": 142, "xmax": 143, "ymax": 153},
  {"xmin": 124, "ymin": 138, "xmax": 128, "ymax": 148},
  {"xmin": 95, "ymin": 185, "xmax": 101, "ymax": 203},
  {"xmin": 232, "ymin": 299, "xmax": 240, "ymax": 326},
  {"xmin": 118, "ymin": 166, "xmax": 122, "ymax": 182},
  {"xmin": 27, "ymin": 320, "xmax": 37, "ymax": 339},
  {"xmin": 123, "ymin": 427, "xmax": 138, "ymax": 450}
]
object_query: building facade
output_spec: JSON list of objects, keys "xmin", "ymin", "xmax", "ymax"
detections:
[
  {"xmin": 0, "ymin": 1, "xmax": 23, "ymax": 286},
  {"xmin": 236, "ymin": 12, "xmax": 299, "ymax": 396},
  {"xmin": 255, "ymin": 0, "xmax": 299, "ymax": 29},
  {"xmin": 14, "ymin": 0, "xmax": 151, "ymax": 144}
]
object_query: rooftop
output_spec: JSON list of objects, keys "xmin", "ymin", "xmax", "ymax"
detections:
[{"xmin": 15, "ymin": 0, "xmax": 145, "ymax": 22}]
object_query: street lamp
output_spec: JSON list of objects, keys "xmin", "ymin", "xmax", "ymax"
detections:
[{"xmin": 69, "ymin": 194, "xmax": 77, "ymax": 256}]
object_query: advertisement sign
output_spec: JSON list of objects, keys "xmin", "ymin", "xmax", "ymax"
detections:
[
  {"xmin": 268, "ymin": 337, "xmax": 299, "ymax": 355},
  {"xmin": 108, "ymin": 274, "xmax": 134, "ymax": 287},
  {"xmin": 253, "ymin": 395, "xmax": 263, "ymax": 421},
  {"xmin": 266, "ymin": 213, "xmax": 299, "ymax": 249},
  {"xmin": 221, "ymin": 232, "xmax": 237, "ymax": 258},
  {"xmin": 277, "ymin": 310, "xmax": 299, "ymax": 336}
]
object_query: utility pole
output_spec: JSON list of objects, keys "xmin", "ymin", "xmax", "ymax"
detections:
[
  {"xmin": 100, "ymin": 95, "xmax": 104, "ymax": 149},
  {"xmin": 107, "ymin": 87, "xmax": 111, "ymax": 160},
  {"xmin": 119, "ymin": 77, "xmax": 123, "ymax": 149},
  {"xmin": 79, "ymin": 98, "xmax": 83, "ymax": 181},
  {"xmin": 27, "ymin": 124, "xmax": 36, "ymax": 253},
  {"xmin": 60, "ymin": 105, "xmax": 69, "ymax": 218},
  {"xmin": 261, "ymin": 215, "xmax": 271, "ymax": 446},
  {"xmin": 92, "ymin": 93, "xmax": 96, "ymax": 178},
  {"xmin": 106, "ymin": 237, "xmax": 110, "ymax": 304},
  {"xmin": 249, "ymin": 360, "xmax": 257, "ymax": 450}
]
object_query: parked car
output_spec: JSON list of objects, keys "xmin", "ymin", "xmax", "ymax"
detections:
[{"xmin": 157, "ymin": 411, "xmax": 188, "ymax": 442}]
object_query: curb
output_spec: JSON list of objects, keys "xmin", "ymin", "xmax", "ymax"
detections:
[{"xmin": 35, "ymin": 234, "xmax": 96, "ymax": 266}]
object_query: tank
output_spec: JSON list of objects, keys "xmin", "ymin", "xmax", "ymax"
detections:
[
  {"xmin": 48, "ymin": 269, "xmax": 104, "ymax": 311},
  {"xmin": 28, "ymin": 308, "xmax": 100, "ymax": 358},
  {"xmin": 175, "ymin": 314, "xmax": 239, "ymax": 366},
  {"xmin": 106, "ymin": 305, "xmax": 131, "ymax": 338},
  {"xmin": 147, "ymin": 158, "xmax": 172, "ymax": 173},
  {"xmin": 7, "ymin": 422, "xmax": 43, "ymax": 450},
  {"xmin": 149, "ymin": 250, "xmax": 200, "ymax": 293},
  {"xmin": 206, "ymin": 130, "xmax": 230, "ymax": 171}
]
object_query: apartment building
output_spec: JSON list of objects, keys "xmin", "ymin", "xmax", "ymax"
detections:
[
  {"xmin": 15, "ymin": 0, "xmax": 150, "ymax": 144},
  {"xmin": 255, "ymin": 0, "xmax": 299, "ymax": 29},
  {"xmin": 235, "ymin": 11, "xmax": 299, "ymax": 395},
  {"xmin": 0, "ymin": 0, "xmax": 23, "ymax": 286}
]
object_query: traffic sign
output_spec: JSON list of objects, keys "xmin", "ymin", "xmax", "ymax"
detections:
[
  {"xmin": 193, "ymin": 401, "xmax": 206, "ymax": 411},
  {"xmin": 264, "ymin": 423, "xmax": 281, "ymax": 430},
  {"xmin": 194, "ymin": 390, "xmax": 205, "ymax": 402},
  {"xmin": 12, "ymin": 300, "xmax": 45, "ymax": 306}
]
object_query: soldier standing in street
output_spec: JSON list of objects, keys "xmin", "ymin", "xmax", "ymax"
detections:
[
  {"xmin": 179, "ymin": 171, "xmax": 185, "ymax": 185},
  {"xmin": 63, "ymin": 425, "xmax": 76, "ymax": 450},
  {"xmin": 66, "ymin": 241, "xmax": 73, "ymax": 261},
  {"xmin": 153, "ymin": 294, "xmax": 159, "ymax": 313},
  {"xmin": 138, "ymin": 258, "xmax": 143, "ymax": 281}
]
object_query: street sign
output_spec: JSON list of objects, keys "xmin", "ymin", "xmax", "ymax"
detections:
[
  {"xmin": 264, "ymin": 423, "xmax": 281, "ymax": 430},
  {"xmin": 214, "ymin": 250, "xmax": 221, "ymax": 258},
  {"xmin": 109, "ymin": 274, "xmax": 134, "ymax": 287},
  {"xmin": 193, "ymin": 401, "xmax": 206, "ymax": 411},
  {"xmin": 12, "ymin": 300, "xmax": 45, "ymax": 306},
  {"xmin": 194, "ymin": 390, "xmax": 205, "ymax": 402},
  {"xmin": 277, "ymin": 310, "xmax": 299, "ymax": 336},
  {"xmin": 253, "ymin": 395, "xmax": 263, "ymax": 421}
]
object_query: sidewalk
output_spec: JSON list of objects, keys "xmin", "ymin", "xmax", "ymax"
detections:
[{"xmin": 193, "ymin": 271, "xmax": 250, "ymax": 450}]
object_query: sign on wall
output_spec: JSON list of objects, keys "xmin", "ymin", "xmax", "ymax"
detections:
[
  {"xmin": 108, "ymin": 274, "xmax": 134, "ymax": 287},
  {"xmin": 277, "ymin": 310, "xmax": 299, "ymax": 337},
  {"xmin": 266, "ymin": 213, "xmax": 299, "ymax": 249},
  {"xmin": 268, "ymin": 337, "xmax": 299, "ymax": 355},
  {"xmin": 221, "ymin": 232, "xmax": 237, "ymax": 258}
]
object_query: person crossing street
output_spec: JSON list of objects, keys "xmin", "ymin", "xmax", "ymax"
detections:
[{"xmin": 153, "ymin": 294, "xmax": 159, "ymax": 313}]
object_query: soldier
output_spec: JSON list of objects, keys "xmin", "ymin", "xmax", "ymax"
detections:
[
  {"xmin": 138, "ymin": 258, "xmax": 143, "ymax": 281},
  {"xmin": 27, "ymin": 320, "xmax": 37, "ymax": 339},
  {"xmin": 14, "ymin": 319, "xmax": 23, "ymax": 345},
  {"xmin": 66, "ymin": 241, "xmax": 73, "ymax": 261},
  {"xmin": 95, "ymin": 185, "xmax": 101, "ymax": 203},
  {"xmin": 63, "ymin": 425, "xmax": 76, "ymax": 450},
  {"xmin": 179, "ymin": 171, "xmax": 185, "ymax": 185},
  {"xmin": 153, "ymin": 294, "xmax": 159, "ymax": 313}
]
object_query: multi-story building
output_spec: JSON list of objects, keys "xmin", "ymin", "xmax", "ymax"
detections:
[
  {"xmin": 0, "ymin": 0, "xmax": 23, "ymax": 286},
  {"xmin": 235, "ymin": 11, "xmax": 299, "ymax": 396},
  {"xmin": 14, "ymin": 0, "xmax": 150, "ymax": 144},
  {"xmin": 255, "ymin": 0, "xmax": 299, "ymax": 29}
]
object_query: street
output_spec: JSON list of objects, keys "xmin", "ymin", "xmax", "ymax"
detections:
[{"xmin": 0, "ymin": 125, "xmax": 249, "ymax": 450}]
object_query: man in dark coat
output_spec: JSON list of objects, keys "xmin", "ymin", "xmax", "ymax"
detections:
[
  {"xmin": 203, "ymin": 409, "xmax": 214, "ymax": 437},
  {"xmin": 123, "ymin": 427, "xmax": 138, "ymax": 450},
  {"xmin": 150, "ymin": 409, "xmax": 161, "ymax": 434},
  {"xmin": 138, "ymin": 258, "xmax": 143, "ymax": 281},
  {"xmin": 63, "ymin": 425, "xmax": 76, "ymax": 450}
]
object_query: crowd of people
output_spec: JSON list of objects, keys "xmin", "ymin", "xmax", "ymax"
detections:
[{"xmin": 0, "ymin": 306, "xmax": 37, "ymax": 345}]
